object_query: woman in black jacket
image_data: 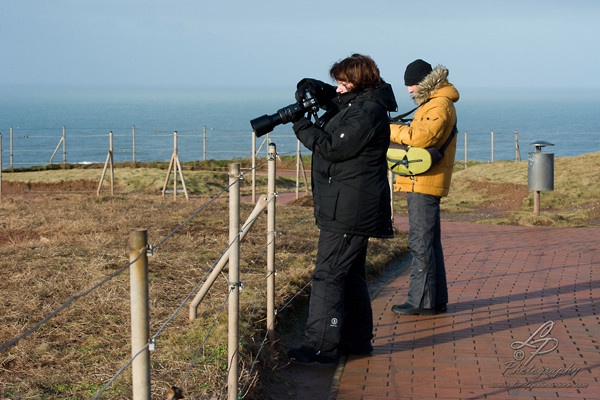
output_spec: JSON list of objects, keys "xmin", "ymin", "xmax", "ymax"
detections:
[{"xmin": 288, "ymin": 54, "xmax": 397, "ymax": 365}]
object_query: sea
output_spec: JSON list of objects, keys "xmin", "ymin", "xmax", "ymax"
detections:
[{"xmin": 1, "ymin": 85, "xmax": 599, "ymax": 169}]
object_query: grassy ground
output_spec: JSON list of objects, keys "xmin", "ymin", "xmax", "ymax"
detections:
[{"xmin": 0, "ymin": 157, "xmax": 406, "ymax": 400}]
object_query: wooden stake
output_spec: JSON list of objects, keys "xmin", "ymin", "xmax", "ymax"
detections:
[
  {"xmin": 97, "ymin": 131, "xmax": 115, "ymax": 196},
  {"xmin": 161, "ymin": 132, "xmax": 189, "ymax": 200}
]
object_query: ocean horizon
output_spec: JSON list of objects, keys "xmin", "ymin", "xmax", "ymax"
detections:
[{"xmin": 1, "ymin": 85, "xmax": 599, "ymax": 169}]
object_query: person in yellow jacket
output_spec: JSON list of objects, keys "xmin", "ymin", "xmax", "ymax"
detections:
[{"xmin": 390, "ymin": 59, "xmax": 459, "ymax": 315}]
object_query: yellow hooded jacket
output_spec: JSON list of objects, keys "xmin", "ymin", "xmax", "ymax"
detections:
[{"xmin": 390, "ymin": 65, "xmax": 459, "ymax": 197}]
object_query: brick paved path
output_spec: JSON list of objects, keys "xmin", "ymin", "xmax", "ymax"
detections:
[{"xmin": 336, "ymin": 219, "xmax": 600, "ymax": 400}]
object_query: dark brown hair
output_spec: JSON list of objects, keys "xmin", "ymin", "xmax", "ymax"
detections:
[{"xmin": 329, "ymin": 53, "xmax": 382, "ymax": 92}]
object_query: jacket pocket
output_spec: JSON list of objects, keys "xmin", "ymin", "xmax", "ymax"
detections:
[{"xmin": 316, "ymin": 185, "xmax": 339, "ymax": 221}]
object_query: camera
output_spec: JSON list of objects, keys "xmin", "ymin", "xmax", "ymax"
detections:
[{"xmin": 250, "ymin": 89, "xmax": 319, "ymax": 137}]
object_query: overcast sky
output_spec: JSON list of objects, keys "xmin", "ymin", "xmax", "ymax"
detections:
[{"xmin": 1, "ymin": 0, "xmax": 599, "ymax": 92}]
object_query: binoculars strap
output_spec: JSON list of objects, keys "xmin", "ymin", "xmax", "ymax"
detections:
[{"xmin": 389, "ymin": 98, "xmax": 432, "ymax": 123}]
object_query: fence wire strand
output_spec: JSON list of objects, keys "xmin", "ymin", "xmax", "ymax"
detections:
[
  {"xmin": 153, "ymin": 180, "xmax": 236, "ymax": 250},
  {"xmin": 0, "ymin": 248, "xmax": 146, "ymax": 353}
]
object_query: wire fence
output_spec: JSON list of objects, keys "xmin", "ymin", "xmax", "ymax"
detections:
[
  {"xmin": 459, "ymin": 129, "xmax": 600, "ymax": 163},
  {"xmin": 2, "ymin": 125, "xmax": 599, "ymax": 171},
  {"xmin": 0, "ymin": 148, "xmax": 318, "ymax": 399},
  {"xmin": 0, "ymin": 126, "xmax": 304, "ymax": 169}
]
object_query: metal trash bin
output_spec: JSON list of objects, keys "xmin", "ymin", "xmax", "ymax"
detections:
[{"xmin": 527, "ymin": 141, "xmax": 554, "ymax": 214}]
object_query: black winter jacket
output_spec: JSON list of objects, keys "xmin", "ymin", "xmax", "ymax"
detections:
[{"xmin": 293, "ymin": 81, "xmax": 397, "ymax": 238}]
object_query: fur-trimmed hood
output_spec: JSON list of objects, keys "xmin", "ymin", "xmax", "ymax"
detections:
[{"xmin": 412, "ymin": 65, "xmax": 459, "ymax": 106}]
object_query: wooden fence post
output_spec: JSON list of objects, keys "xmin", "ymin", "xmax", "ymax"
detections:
[
  {"xmin": 203, "ymin": 125, "xmax": 207, "ymax": 162},
  {"xmin": 267, "ymin": 143, "xmax": 276, "ymax": 341},
  {"xmin": 110, "ymin": 131, "xmax": 114, "ymax": 194},
  {"xmin": 227, "ymin": 163, "xmax": 241, "ymax": 400},
  {"xmin": 132, "ymin": 125, "xmax": 136, "ymax": 164},
  {"xmin": 464, "ymin": 131, "xmax": 468, "ymax": 169},
  {"xmin": 173, "ymin": 132, "xmax": 177, "ymax": 200},
  {"xmin": 97, "ymin": 131, "xmax": 115, "ymax": 196},
  {"xmin": 515, "ymin": 130, "xmax": 521, "ymax": 161},
  {"xmin": 10, "ymin": 127, "xmax": 13, "ymax": 168},
  {"xmin": 62, "ymin": 126, "xmax": 66, "ymax": 164},
  {"xmin": 296, "ymin": 140, "xmax": 300, "ymax": 200},
  {"xmin": 161, "ymin": 131, "xmax": 189, "ymax": 200},
  {"xmin": 491, "ymin": 130, "xmax": 494, "ymax": 163},
  {"xmin": 251, "ymin": 131, "xmax": 257, "ymax": 204},
  {"xmin": 129, "ymin": 229, "xmax": 150, "ymax": 400},
  {"xmin": 294, "ymin": 143, "xmax": 310, "ymax": 200}
]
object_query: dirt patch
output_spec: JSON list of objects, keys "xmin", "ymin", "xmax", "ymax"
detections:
[
  {"xmin": 437, "ymin": 179, "xmax": 530, "ymax": 223},
  {"xmin": 464, "ymin": 179, "xmax": 529, "ymax": 211},
  {"xmin": 287, "ymin": 194, "xmax": 314, "ymax": 207},
  {"xmin": 1, "ymin": 179, "xmax": 99, "ymax": 194},
  {"xmin": 0, "ymin": 229, "xmax": 42, "ymax": 246}
]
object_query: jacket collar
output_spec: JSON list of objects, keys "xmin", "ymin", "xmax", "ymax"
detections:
[
  {"xmin": 332, "ymin": 82, "xmax": 398, "ymax": 112},
  {"xmin": 333, "ymin": 90, "xmax": 360, "ymax": 108}
]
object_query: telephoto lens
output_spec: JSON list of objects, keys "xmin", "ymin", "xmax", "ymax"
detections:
[
  {"xmin": 250, "ymin": 90, "xmax": 318, "ymax": 137},
  {"xmin": 250, "ymin": 113, "xmax": 283, "ymax": 137},
  {"xmin": 250, "ymin": 102, "xmax": 303, "ymax": 137}
]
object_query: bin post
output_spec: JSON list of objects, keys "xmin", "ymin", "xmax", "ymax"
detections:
[{"xmin": 527, "ymin": 141, "xmax": 554, "ymax": 216}]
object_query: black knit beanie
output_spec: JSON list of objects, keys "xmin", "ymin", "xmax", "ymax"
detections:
[{"xmin": 404, "ymin": 59, "xmax": 432, "ymax": 86}]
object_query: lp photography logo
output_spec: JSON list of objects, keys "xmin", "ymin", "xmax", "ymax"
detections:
[{"xmin": 489, "ymin": 321, "xmax": 588, "ymax": 390}]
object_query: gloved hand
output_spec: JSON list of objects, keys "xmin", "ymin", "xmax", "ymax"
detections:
[
  {"xmin": 292, "ymin": 116, "xmax": 312, "ymax": 133},
  {"xmin": 290, "ymin": 110, "xmax": 306, "ymax": 123},
  {"xmin": 295, "ymin": 81, "xmax": 316, "ymax": 104},
  {"xmin": 295, "ymin": 78, "xmax": 337, "ymax": 107}
]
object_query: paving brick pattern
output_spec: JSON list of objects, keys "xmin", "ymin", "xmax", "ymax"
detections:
[{"xmin": 336, "ymin": 219, "xmax": 600, "ymax": 400}]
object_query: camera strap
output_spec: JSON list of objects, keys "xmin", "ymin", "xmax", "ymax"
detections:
[
  {"xmin": 315, "ymin": 108, "xmax": 337, "ymax": 128},
  {"xmin": 310, "ymin": 110, "xmax": 321, "ymax": 127},
  {"xmin": 440, "ymin": 123, "xmax": 458, "ymax": 155},
  {"xmin": 389, "ymin": 98, "xmax": 432, "ymax": 123}
]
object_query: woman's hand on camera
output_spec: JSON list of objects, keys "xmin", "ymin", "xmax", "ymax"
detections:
[
  {"xmin": 296, "ymin": 78, "xmax": 336, "ymax": 105},
  {"xmin": 290, "ymin": 111, "xmax": 307, "ymax": 123},
  {"xmin": 295, "ymin": 82, "xmax": 316, "ymax": 104},
  {"xmin": 292, "ymin": 115, "xmax": 311, "ymax": 132}
]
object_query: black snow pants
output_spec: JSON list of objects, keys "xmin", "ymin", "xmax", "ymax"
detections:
[{"xmin": 304, "ymin": 230, "xmax": 373, "ymax": 358}]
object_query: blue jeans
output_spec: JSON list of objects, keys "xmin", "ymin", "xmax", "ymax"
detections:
[{"xmin": 406, "ymin": 192, "xmax": 448, "ymax": 309}]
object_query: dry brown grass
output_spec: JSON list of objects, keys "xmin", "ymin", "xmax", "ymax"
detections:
[{"xmin": 0, "ymin": 174, "xmax": 407, "ymax": 399}]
